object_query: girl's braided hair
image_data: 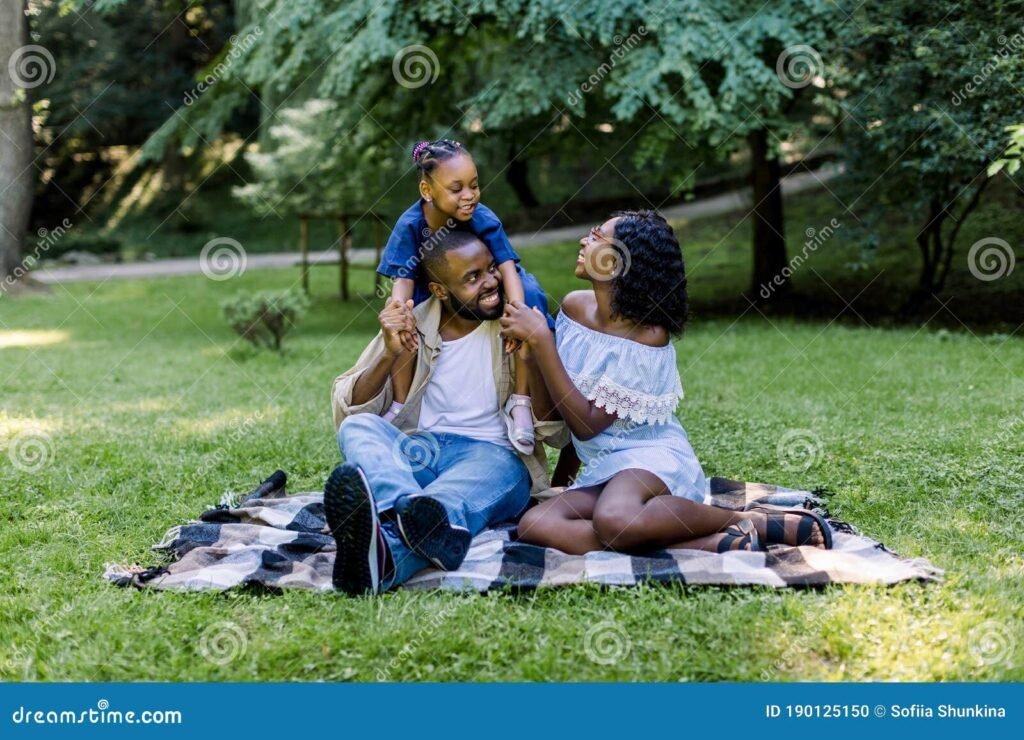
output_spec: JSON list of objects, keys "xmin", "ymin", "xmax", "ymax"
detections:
[{"xmin": 411, "ymin": 139, "xmax": 470, "ymax": 179}]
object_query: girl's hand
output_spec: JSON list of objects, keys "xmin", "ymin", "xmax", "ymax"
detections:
[
  {"xmin": 503, "ymin": 336, "xmax": 523, "ymax": 355},
  {"xmin": 499, "ymin": 301, "xmax": 548, "ymax": 345}
]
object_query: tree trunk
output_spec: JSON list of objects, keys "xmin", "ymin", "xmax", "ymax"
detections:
[
  {"xmin": 506, "ymin": 147, "xmax": 539, "ymax": 208},
  {"xmin": 0, "ymin": 0, "xmax": 34, "ymax": 285},
  {"xmin": 747, "ymin": 127, "xmax": 788, "ymax": 300},
  {"xmin": 909, "ymin": 199, "xmax": 944, "ymax": 309}
]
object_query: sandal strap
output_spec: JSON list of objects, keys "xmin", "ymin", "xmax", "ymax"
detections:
[{"xmin": 506, "ymin": 398, "xmax": 533, "ymax": 409}]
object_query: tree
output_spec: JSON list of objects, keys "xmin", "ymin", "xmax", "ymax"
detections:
[
  {"xmin": 0, "ymin": 0, "xmax": 34, "ymax": 288},
  {"xmin": 140, "ymin": 0, "xmax": 838, "ymax": 297},
  {"xmin": 836, "ymin": 0, "xmax": 1024, "ymax": 304}
]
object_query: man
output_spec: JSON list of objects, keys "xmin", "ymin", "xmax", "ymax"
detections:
[{"xmin": 328, "ymin": 229, "xmax": 567, "ymax": 595}]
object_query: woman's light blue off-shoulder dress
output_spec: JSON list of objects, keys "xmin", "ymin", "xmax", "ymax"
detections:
[{"xmin": 555, "ymin": 311, "xmax": 709, "ymax": 504}]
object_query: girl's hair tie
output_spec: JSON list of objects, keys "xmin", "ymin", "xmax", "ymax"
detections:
[{"xmin": 411, "ymin": 141, "xmax": 431, "ymax": 162}]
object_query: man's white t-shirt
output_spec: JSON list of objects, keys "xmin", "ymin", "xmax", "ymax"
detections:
[{"xmin": 418, "ymin": 323, "xmax": 513, "ymax": 450}]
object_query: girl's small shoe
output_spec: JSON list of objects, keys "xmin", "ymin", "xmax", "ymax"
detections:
[{"xmin": 503, "ymin": 394, "xmax": 535, "ymax": 455}]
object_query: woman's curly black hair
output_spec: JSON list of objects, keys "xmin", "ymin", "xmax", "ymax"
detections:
[{"xmin": 607, "ymin": 210, "xmax": 689, "ymax": 336}]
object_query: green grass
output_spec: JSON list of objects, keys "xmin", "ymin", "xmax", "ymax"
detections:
[{"xmin": 2, "ymin": 185, "xmax": 1023, "ymax": 682}]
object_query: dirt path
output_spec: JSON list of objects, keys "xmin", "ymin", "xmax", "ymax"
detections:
[{"xmin": 34, "ymin": 166, "xmax": 841, "ymax": 284}]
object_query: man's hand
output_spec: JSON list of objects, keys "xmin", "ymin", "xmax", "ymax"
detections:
[{"xmin": 380, "ymin": 298, "xmax": 418, "ymax": 357}]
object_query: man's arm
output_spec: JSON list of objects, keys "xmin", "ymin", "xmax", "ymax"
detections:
[{"xmin": 350, "ymin": 349, "xmax": 400, "ymax": 406}]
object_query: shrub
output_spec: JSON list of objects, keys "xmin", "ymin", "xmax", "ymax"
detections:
[{"xmin": 220, "ymin": 289, "xmax": 309, "ymax": 351}]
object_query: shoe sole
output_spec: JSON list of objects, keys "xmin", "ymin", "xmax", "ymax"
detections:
[
  {"xmin": 395, "ymin": 496, "xmax": 471, "ymax": 571},
  {"xmin": 324, "ymin": 464, "xmax": 380, "ymax": 594}
]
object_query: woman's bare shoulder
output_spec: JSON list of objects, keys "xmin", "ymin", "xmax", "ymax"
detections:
[{"xmin": 558, "ymin": 290, "xmax": 595, "ymax": 322}]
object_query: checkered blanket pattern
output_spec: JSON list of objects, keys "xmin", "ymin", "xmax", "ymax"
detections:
[{"xmin": 104, "ymin": 473, "xmax": 942, "ymax": 592}]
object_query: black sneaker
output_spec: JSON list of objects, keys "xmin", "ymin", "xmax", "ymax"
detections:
[
  {"xmin": 393, "ymin": 494, "xmax": 471, "ymax": 571},
  {"xmin": 323, "ymin": 463, "xmax": 383, "ymax": 595}
]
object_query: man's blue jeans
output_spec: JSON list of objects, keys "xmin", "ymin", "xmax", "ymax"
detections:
[{"xmin": 337, "ymin": 414, "xmax": 531, "ymax": 590}]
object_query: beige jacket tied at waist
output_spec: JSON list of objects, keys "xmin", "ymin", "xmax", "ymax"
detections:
[{"xmin": 330, "ymin": 298, "xmax": 570, "ymax": 495}]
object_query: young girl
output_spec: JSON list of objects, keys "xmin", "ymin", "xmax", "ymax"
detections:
[
  {"xmin": 500, "ymin": 210, "xmax": 833, "ymax": 554},
  {"xmin": 378, "ymin": 138, "xmax": 552, "ymax": 454}
]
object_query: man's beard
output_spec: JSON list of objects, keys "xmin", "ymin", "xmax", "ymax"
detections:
[{"xmin": 447, "ymin": 285, "xmax": 505, "ymax": 321}]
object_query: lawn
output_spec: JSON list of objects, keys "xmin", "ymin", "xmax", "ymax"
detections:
[{"xmin": 2, "ymin": 188, "xmax": 1023, "ymax": 682}]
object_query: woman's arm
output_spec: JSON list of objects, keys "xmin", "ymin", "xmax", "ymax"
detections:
[{"xmin": 500, "ymin": 302, "xmax": 617, "ymax": 440}]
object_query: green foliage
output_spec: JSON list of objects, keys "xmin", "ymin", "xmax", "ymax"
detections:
[
  {"xmin": 232, "ymin": 99, "xmax": 396, "ymax": 215},
  {"xmin": 220, "ymin": 288, "xmax": 309, "ymax": 350},
  {"xmin": 834, "ymin": 0, "xmax": 1024, "ymax": 293},
  {"xmin": 989, "ymin": 124, "xmax": 1024, "ymax": 177}
]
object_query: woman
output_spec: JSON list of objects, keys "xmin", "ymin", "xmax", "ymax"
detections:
[{"xmin": 500, "ymin": 210, "xmax": 833, "ymax": 554}]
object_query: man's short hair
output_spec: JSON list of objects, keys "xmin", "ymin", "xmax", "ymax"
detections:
[{"xmin": 419, "ymin": 228, "xmax": 484, "ymax": 283}]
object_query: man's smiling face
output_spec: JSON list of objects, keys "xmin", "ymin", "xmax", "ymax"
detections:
[{"xmin": 428, "ymin": 239, "xmax": 505, "ymax": 321}]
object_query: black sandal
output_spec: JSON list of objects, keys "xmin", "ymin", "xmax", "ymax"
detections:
[
  {"xmin": 743, "ymin": 503, "xmax": 833, "ymax": 549},
  {"xmin": 716, "ymin": 519, "xmax": 762, "ymax": 553}
]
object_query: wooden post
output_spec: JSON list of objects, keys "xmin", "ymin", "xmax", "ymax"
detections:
[
  {"xmin": 298, "ymin": 216, "xmax": 310, "ymax": 295},
  {"xmin": 338, "ymin": 216, "xmax": 350, "ymax": 300},
  {"xmin": 373, "ymin": 220, "xmax": 383, "ymax": 298}
]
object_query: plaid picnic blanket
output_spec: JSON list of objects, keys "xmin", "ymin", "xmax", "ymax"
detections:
[{"xmin": 104, "ymin": 471, "xmax": 942, "ymax": 592}]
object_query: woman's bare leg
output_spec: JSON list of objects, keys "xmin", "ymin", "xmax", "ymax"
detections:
[
  {"xmin": 591, "ymin": 469, "xmax": 756, "ymax": 551},
  {"xmin": 517, "ymin": 488, "xmax": 603, "ymax": 555}
]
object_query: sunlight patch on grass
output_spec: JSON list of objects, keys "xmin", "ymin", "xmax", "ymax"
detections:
[{"xmin": 0, "ymin": 329, "xmax": 70, "ymax": 350}]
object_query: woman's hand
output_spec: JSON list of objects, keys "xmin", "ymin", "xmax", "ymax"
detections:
[{"xmin": 499, "ymin": 301, "xmax": 549, "ymax": 346}]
